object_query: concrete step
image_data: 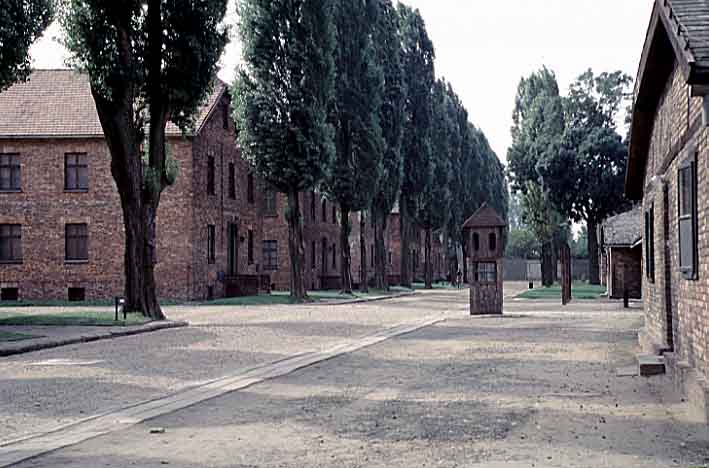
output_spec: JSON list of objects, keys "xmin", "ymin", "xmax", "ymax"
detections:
[{"xmin": 638, "ymin": 354, "xmax": 666, "ymax": 376}]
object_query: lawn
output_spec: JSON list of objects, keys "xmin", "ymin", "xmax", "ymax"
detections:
[
  {"xmin": 198, "ymin": 288, "xmax": 411, "ymax": 306},
  {"xmin": 516, "ymin": 282, "xmax": 607, "ymax": 300},
  {"xmin": 0, "ymin": 330, "xmax": 39, "ymax": 343},
  {"xmin": 0, "ymin": 311, "xmax": 150, "ymax": 327},
  {"xmin": 0, "ymin": 298, "xmax": 182, "ymax": 308}
]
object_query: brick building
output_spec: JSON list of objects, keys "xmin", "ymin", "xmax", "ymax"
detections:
[
  {"xmin": 599, "ymin": 206, "xmax": 643, "ymax": 300},
  {"xmin": 0, "ymin": 70, "xmax": 265, "ymax": 302},
  {"xmin": 625, "ymin": 0, "xmax": 709, "ymax": 421}
]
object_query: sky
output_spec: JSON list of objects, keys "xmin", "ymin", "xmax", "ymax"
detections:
[{"xmin": 30, "ymin": 1, "xmax": 654, "ymax": 163}]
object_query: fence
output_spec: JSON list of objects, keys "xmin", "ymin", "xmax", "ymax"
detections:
[{"xmin": 503, "ymin": 258, "xmax": 589, "ymax": 282}]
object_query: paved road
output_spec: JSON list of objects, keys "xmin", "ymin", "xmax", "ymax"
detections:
[{"xmin": 0, "ymin": 288, "xmax": 477, "ymax": 445}]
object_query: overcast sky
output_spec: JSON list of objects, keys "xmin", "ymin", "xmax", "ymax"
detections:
[{"xmin": 31, "ymin": 1, "xmax": 654, "ymax": 163}]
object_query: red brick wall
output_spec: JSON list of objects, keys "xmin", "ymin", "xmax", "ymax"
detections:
[
  {"xmin": 0, "ymin": 138, "xmax": 193, "ymax": 301},
  {"xmin": 608, "ymin": 246, "xmax": 642, "ymax": 299},
  {"xmin": 641, "ymin": 61, "xmax": 709, "ymax": 383}
]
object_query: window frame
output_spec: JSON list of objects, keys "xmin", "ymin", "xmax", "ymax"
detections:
[
  {"xmin": 262, "ymin": 240, "xmax": 278, "ymax": 271},
  {"xmin": 645, "ymin": 206, "xmax": 655, "ymax": 283},
  {"xmin": 64, "ymin": 153, "xmax": 89, "ymax": 192},
  {"xmin": 207, "ymin": 225, "xmax": 216, "ymax": 264},
  {"xmin": 264, "ymin": 188, "xmax": 278, "ymax": 217},
  {"xmin": 0, "ymin": 224, "xmax": 22, "ymax": 263},
  {"xmin": 228, "ymin": 163, "xmax": 236, "ymax": 200},
  {"xmin": 65, "ymin": 223, "xmax": 89, "ymax": 262},
  {"xmin": 247, "ymin": 229, "xmax": 254, "ymax": 265},
  {"xmin": 247, "ymin": 173, "xmax": 255, "ymax": 204},
  {"xmin": 678, "ymin": 155, "xmax": 699, "ymax": 280},
  {"xmin": 207, "ymin": 156, "xmax": 216, "ymax": 196},
  {"xmin": 0, "ymin": 153, "xmax": 21, "ymax": 192}
]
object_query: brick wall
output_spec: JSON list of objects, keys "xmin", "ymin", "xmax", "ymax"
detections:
[
  {"xmin": 642, "ymin": 60, "xmax": 709, "ymax": 383},
  {"xmin": 607, "ymin": 246, "xmax": 642, "ymax": 299}
]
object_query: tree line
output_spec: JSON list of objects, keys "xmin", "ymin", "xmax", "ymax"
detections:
[
  {"xmin": 2, "ymin": 0, "xmax": 507, "ymax": 316},
  {"xmin": 507, "ymin": 67, "xmax": 632, "ymax": 286}
]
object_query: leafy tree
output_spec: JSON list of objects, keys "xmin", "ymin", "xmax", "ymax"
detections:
[
  {"xmin": 323, "ymin": 0, "xmax": 384, "ymax": 294},
  {"xmin": 62, "ymin": 0, "xmax": 229, "ymax": 319},
  {"xmin": 539, "ymin": 69, "xmax": 632, "ymax": 284},
  {"xmin": 370, "ymin": 0, "xmax": 405, "ymax": 291},
  {"xmin": 572, "ymin": 226, "xmax": 589, "ymax": 259},
  {"xmin": 233, "ymin": 0, "xmax": 336, "ymax": 301},
  {"xmin": 0, "ymin": 0, "xmax": 53, "ymax": 90},
  {"xmin": 416, "ymin": 79, "xmax": 453, "ymax": 288},
  {"xmin": 397, "ymin": 3, "xmax": 435, "ymax": 288},
  {"xmin": 505, "ymin": 228, "xmax": 540, "ymax": 259}
]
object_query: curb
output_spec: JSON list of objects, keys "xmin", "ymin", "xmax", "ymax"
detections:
[
  {"xmin": 312, "ymin": 291, "xmax": 417, "ymax": 306},
  {"xmin": 0, "ymin": 321, "xmax": 188, "ymax": 357}
]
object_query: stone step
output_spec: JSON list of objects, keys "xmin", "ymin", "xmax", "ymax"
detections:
[{"xmin": 638, "ymin": 354, "xmax": 666, "ymax": 376}]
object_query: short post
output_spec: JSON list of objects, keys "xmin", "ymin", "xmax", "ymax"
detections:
[
  {"xmin": 115, "ymin": 297, "xmax": 119, "ymax": 322},
  {"xmin": 623, "ymin": 289, "xmax": 629, "ymax": 309},
  {"xmin": 115, "ymin": 297, "xmax": 126, "ymax": 321},
  {"xmin": 528, "ymin": 281, "xmax": 534, "ymax": 290}
]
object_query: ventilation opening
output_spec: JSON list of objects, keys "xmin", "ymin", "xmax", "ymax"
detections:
[
  {"xmin": 0, "ymin": 288, "xmax": 19, "ymax": 301},
  {"xmin": 68, "ymin": 287, "xmax": 86, "ymax": 302}
]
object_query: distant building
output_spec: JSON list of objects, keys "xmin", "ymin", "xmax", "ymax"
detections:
[
  {"xmin": 599, "ymin": 207, "xmax": 642, "ymax": 300},
  {"xmin": 626, "ymin": 0, "xmax": 709, "ymax": 420}
]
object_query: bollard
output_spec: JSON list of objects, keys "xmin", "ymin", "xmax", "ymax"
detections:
[
  {"xmin": 528, "ymin": 282, "xmax": 534, "ymax": 290},
  {"xmin": 623, "ymin": 289, "xmax": 629, "ymax": 309}
]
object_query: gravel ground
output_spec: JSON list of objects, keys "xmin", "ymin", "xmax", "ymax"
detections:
[
  {"xmin": 0, "ymin": 288, "xmax": 478, "ymax": 444},
  {"xmin": 12, "ymin": 289, "xmax": 709, "ymax": 468}
]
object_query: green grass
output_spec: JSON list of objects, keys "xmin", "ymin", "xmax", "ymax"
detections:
[
  {"xmin": 412, "ymin": 282, "xmax": 455, "ymax": 290},
  {"xmin": 516, "ymin": 282, "xmax": 607, "ymax": 300},
  {"xmin": 0, "ymin": 311, "xmax": 151, "ymax": 327},
  {"xmin": 196, "ymin": 288, "xmax": 411, "ymax": 307},
  {"xmin": 0, "ymin": 299, "xmax": 182, "ymax": 308},
  {"xmin": 0, "ymin": 330, "xmax": 39, "ymax": 342}
]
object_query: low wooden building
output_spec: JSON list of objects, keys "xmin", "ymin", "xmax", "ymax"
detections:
[{"xmin": 599, "ymin": 207, "xmax": 643, "ymax": 300}]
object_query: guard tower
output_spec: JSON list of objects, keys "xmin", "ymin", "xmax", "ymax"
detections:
[{"xmin": 463, "ymin": 203, "xmax": 506, "ymax": 315}]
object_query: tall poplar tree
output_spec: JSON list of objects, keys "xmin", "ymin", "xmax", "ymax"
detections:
[
  {"xmin": 370, "ymin": 0, "xmax": 405, "ymax": 291},
  {"xmin": 62, "ymin": 0, "xmax": 229, "ymax": 319},
  {"xmin": 0, "ymin": 0, "xmax": 53, "ymax": 90},
  {"xmin": 233, "ymin": 0, "xmax": 336, "ymax": 301},
  {"xmin": 323, "ymin": 0, "xmax": 384, "ymax": 294},
  {"xmin": 397, "ymin": 4, "xmax": 435, "ymax": 288}
]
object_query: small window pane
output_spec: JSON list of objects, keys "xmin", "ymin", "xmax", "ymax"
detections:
[
  {"xmin": 0, "ymin": 224, "xmax": 22, "ymax": 262},
  {"xmin": 65, "ymin": 224, "xmax": 88, "ymax": 261},
  {"xmin": 0, "ymin": 154, "xmax": 20, "ymax": 191},
  {"xmin": 65, "ymin": 153, "xmax": 88, "ymax": 191},
  {"xmin": 263, "ymin": 240, "xmax": 278, "ymax": 271}
]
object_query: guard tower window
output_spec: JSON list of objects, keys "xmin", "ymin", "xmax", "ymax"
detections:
[
  {"xmin": 472, "ymin": 233, "xmax": 480, "ymax": 251},
  {"xmin": 489, "ymin": 232, "xmax": 497, "ymax": 251}
]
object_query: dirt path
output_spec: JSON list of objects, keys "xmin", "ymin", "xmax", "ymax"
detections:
[{"xmin": 12, "ymin": 299, "xmax": 709, "ymax": 467}]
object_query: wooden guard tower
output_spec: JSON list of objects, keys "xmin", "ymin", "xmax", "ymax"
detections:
[{"xmin": 463, "ymin": 203, "xmax": 506, "ymax": 315}]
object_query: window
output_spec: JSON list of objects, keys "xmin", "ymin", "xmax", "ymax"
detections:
[
  {"xmin": 68, "ymin": 287, "xmax": 86, "ymax": 302},
  {"xmin": 0, "ymin": 154, "xmax": 21, "ymax": 191},
  {"xmin": 207, "ymin": 156, "xmax": 216, "ymax": 195},
  {"xmin": 263, "ymin": 240, "xmax": 278, "ymax": 271},
  {"xmin": 311, "ymin": 241, "xmax": 316, "ymax": 269},
  {"xmin": 248, "ymin": 229, "xmax": 254, "ymax": 265},
  {"xmin": 489, "ymin": 232, "xmax": 497, "ymax": 251},
  {"xmin": 645, "ymin": 207, "xmax": 655, "ymax": 282},
  {"xmin": 264, "ymin": 189, "xmax": 277, "ymax": 216},
  {"xmin": 389, "ymin": 251, "xmax": 393, "ymax": 266},
  {"xmin": 64, "ymin": 153, "xmax": 88, "ymax": 191},
  {"xmin": 473, "ymin": 233, "xmax": 480, "ymax": 251},
  {"xmin": 65, "ymin": 224, "xmax": 88, "ymax": 261},
  {"xmin": 475, "ymin": 262, "xmax": 497, "ymax": 283},
  {"xmin": 0, "ymin": 288, "xmax": 19, "ymax": 301},
  {"xmin": 332, "ymin": 243, "xmax": 337, "ymax": 269},
  {"xmin": 311, "ymin": 192, "xmax": 317, "ymax": 221},
  {"xmin": 247, "ymin": 173, "xmax": 254, "ymax": 204},
  {"xmin": 322, "ymin": 200, "xmax": 327, "ymax": 222},
  {"xmin": 679, "ymin": 157, "xmax": 698, "ymax": 280},
  {"xmin": 0, "ymin": 224, "xmax": 22, "ymax": 263},
  {"xmin": 228, "ymin": 163, "xmax": 236, "ymax": 200},
  {"xmin": 207, "ymin": 225, "xmax": 216, "ymax": 264},
  {"xmin": 332, "ymin": 205, "xmax": 337, "ymax": 224}
]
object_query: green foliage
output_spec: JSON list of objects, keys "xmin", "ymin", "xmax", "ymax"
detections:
[
  {"xmin": 371, "ymin": 0, "xmax": 406, "ymax": 218},
  {"xmin": 506, "ymin": 228, "xmax": 540, "ymax": 259},
  {"xmin": 520, "ymin": 181, "xmax": 564, "ymax": 244},
  {"xmin": 233, "ymin": 0, "xmax": 336, "ymax": 194},
  {"xmin": 572, "ymin": 226, "xmax": 589, "ymax": 259},
  {"xmin": 322, "ymin": 0, "xmax": 384, "ymax": 212},
  {"xmin": 398, "ymin": 3, "xmax": 435, "ymax": 214},
  {"xmin": 0, "ymin": 0, "xmax": 53, "ymax": 90}
]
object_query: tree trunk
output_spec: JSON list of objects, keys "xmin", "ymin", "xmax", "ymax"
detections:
[
  {"xmin": 588, "ymin": 219, "xmax": 600, "ymax": 285},
  {"xmin": 424, "ymin": 227, "xmax": 433, "ymax": 289},
  {"xmin": 372, "ymin": 207, "xmax": 388, "ymax": 291},
  {"xmin": 551, "ymin": 238, "xmax": 559, "ymax": 283},
  {"xmin": 340, "ymin": 206, "xmax": 353, "ymax": 294},
  {"xmin": 399, "ymin": 197, "xmax": 412, "ymax": 288},
  {"xmin": 359, "ymin": 212, "xmax": 369, "ymax": 293},
  {"xmin": 541, "ymin": 240, "xmax": 554, "ymax": 287},
  {"xmin": 286, "ymin": 191, "xmax": 308, "ymax": 301}
]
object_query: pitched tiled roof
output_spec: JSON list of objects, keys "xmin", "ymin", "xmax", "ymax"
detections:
[
  {"xmin": 602, "ymin": 206, "xmax": 643, "ymax": 247},
  {"xmin": 662, "ymin": 0, "xmax": 709, "ymax": 82},
  {"xmin": 0, "ymin": 69, "xmax": 226, "ymax": 139},
  {"xmin": 462, "ymin": 203, "xmax": 506, "ymax": 229}
]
